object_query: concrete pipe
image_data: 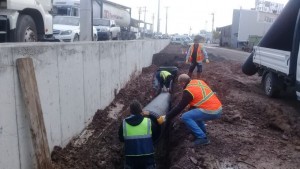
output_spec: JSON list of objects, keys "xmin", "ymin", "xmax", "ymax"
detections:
[{"xmin": 143, "ymin": 92, "xmax": 171, "ymax": 144}]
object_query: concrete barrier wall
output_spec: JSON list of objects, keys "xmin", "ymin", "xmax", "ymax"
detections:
[{"xmin": 0, "ymin": 40, "xmax": 169, "ymax": 169}]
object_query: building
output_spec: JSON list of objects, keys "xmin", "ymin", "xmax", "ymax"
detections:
[
  {"xmin": 231, "ymin": 9, "xmax": 279, "ymax": 49},
  {"xmin": 216, "ymin": 25, "xmax": 231, "ymax": 47},
  {"xmin": 255, "ymin": 0, "xmax": 284, "ymax": 14},
  {"xmin": 217, "ymin": 9, "xmax": 280, "ymax": 49}
]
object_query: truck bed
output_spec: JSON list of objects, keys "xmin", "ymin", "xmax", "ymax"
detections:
[{"xmin": 253, "ymin": 46, "xmax": 291, "ymax": 75}]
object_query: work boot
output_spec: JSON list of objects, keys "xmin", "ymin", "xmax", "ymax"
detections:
[{"xmin": 194, "ymin": 138, "xmax": 210, "ymax": 146}]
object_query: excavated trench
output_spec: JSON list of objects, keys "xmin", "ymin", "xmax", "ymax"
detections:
[{"xmin": 52, "ymin": 44, "xmax": 300, "ymax": 169}]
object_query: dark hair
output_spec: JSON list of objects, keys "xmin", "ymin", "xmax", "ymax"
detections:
[{"xmin": 130, "ymin": 100, "xmax": 142, "ymax": 115}]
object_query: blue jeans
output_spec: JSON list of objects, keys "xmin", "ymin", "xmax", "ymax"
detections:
[{"xmin": 181, "ymin": 108, "xmax": 222, "ymax": 139}]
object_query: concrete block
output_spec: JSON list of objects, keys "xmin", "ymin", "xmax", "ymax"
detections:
[
  {"xmin": 0, "ymin": 47, "xmax": 20, "ymax": 169},
  {"xmin": 83, "ymin": 43, "xmax": 101, "ymax": 124},
  {"xmin": 57, "ymin": 44, "xmax": 85, "ymax": 145}
]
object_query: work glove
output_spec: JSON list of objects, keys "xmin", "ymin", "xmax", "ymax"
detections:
[
  {"xmin": 142, "ymin": 111, "xmax": 150, "ymax": 116},
  {"xmin": 157, "ymin": 115, "xmax": 166, "ymax": 125},
  {"xmin": 205, "ymin": 59, "xmax": 210, "ymax": 63}
]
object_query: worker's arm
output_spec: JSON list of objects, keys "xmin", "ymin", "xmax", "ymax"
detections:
[
  {"xmin": 185, "ymin": 46, "xmax": 192, "ymax": 62},
  {"xmin": 201, "ymin": 46, "xmax": 209, "ymax": 59},
  {"xmin": 118, "ymin": 123, "xmax": 124, "ymax": 142},
  {"xmin": 166, "ymin": 90, "xmax": 193, "ymax": 120}
]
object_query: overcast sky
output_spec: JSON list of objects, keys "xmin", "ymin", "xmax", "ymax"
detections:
[{"xmin": 110, "ymin": 0, "xmax": 288, "ymax": 34}]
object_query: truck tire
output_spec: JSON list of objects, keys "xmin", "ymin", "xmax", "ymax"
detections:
[
  {"xmin": 263, "ymin": 72, "xmax": 281, "ymax": 97},
  {"xmin": 15, "ymin": 15, "xmax": 37, "ymax": 42},
  {"xmin": 109, "ymin": 33, "xmax": 112, "ymax": 40}
]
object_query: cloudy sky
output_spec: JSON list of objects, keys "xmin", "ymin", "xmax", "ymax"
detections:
[{"xmin": 109, "ymin": 0, "xmax": 288, "ymax": 34}]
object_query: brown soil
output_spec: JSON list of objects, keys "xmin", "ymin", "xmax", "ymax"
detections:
[{"xmin": 51, "ymin": 44, "xmax": 300, "ymax": 169}]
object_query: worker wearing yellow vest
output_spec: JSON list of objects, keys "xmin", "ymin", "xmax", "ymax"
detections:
[
  {"xmin": 119, "ymin": 100, "xmax": 165, "ymax": 169},
  {"xmin": 185, "ymin": 35, "xmax": 209, "ymax": 79},
  {"xmin": 153, "ymin": 70, "xmax": 173, "ymax": 95},
  {"xmin": 166, "ymin": 74, "xmax": 222, "ymax": 146}
]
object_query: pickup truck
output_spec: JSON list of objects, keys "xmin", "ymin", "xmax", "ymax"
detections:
[
  {"xmin": 242, "ymin": 0, "xmax": 300, "ymax": 101},
  {"xmin": 93, "ymin": 18, "xmax": 120, "ymax": 40}
]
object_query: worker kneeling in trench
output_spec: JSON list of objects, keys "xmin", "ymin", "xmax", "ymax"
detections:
[
  {"xmin": 118, "ymin": 100, "xmax": 165, "ymax": 169},
  {"xmin": 166, "ymin": 74, "xmax": 222, "ymax": 146}
]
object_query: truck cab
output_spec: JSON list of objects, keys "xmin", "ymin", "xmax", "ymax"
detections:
[
  {"xmin": 0, "ymin": 0, "xmax": 53, "ymax": 42},
  {"xmin": 93, "ymin": 18, "xmax": 120, "ymax": 40}
]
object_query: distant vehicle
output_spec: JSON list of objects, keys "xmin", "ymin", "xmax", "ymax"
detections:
[
  {"xmin": 52, "ymin": 0, "xmax": 138, "ymax": 40},
  {"xmin": 93, "ymin": 18, "xmax": 120, "ymax": 40},
  {"xmin": 171, "ymin": 36, "xmax": 191, "ymax": 46},
  {"xmin": 53, "ymin": 16, "xmax": 97, "ymax": 42},
  {"xmin": 0, "ymin": 0, "xmax": 53, "ymax": 42},
  {"xmin": 242, "ymin": 0, "xmax": 300, "ymax": 101}
]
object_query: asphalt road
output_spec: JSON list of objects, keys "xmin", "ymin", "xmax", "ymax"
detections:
[{"xmin": 204, "ymin": 44, "xmax": 250, "ymax": 63}]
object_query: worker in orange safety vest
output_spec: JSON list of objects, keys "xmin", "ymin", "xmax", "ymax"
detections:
[
  {"xmin": 185, "ymin": 35, "xmax": 209, "ymax": 79},
  {"xmin": 166, "ymin": 74, "xmax": 222, "ymax": 146}
]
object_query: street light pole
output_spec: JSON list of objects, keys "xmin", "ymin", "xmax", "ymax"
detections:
[
  {"xmin": 165, "ymin": 6, "xmax": 169, "ymax": 35},
  {"xmin": 211, "ymin": 12, "xmax": 215, "ymax": 33},
  {"xmin": 157, "ymin": 0, "xmax": 160, "ymax": 33}
]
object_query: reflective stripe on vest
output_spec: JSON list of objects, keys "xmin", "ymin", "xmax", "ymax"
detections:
[
  {"xmin": 185, "ymin": 80, "xmax": 222, "ymax": 111},
  {"xmin": 123, "ymin": 117, "xmax": 154, "ymax": 156},
  {"xmin": 160, "ymin": 70, "xmax": 171, "ymax": 81},
  {"xmin": 189, "ymin": 43, "xmax": 204, "ymax": 62}
]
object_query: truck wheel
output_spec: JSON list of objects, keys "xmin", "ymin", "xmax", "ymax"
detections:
[
  {"xmin": 93, "ymin": 34, "xmax": 98, "ymax": 41},
  {"xmin": 109, "ymin": 33, "xmax": 112, "ymax": 40},
  {"xmin": 263, "ymin": 72, "xmax": 281, "ymax": 97},
  {"xmin": 73, "ymin": 34, "xmax": 79, "ymax": 41},
  {"xmin": 15, "ymin": 15, "xmax": 37, "ymax": 42}
]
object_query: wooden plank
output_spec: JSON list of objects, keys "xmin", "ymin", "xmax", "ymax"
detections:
[{"xmin": 16, "ymin": 58, "xmax": 52, "ymax": 169}]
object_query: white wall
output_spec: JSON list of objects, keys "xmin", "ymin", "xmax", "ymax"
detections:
[
  {"xmin": 238, "ymin": 10, "xmax": 273, "ymax": 42},
  {"xmin": 0, "ymin": 40, "xmax": 169, "ymax": 169}
]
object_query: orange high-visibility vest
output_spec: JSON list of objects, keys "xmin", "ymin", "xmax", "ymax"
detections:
[
  {"xmin": 188, "ymin": 43, "xmax": 204, "ymax": 62},
  {"xmin": 184, "ymin": 80, "xmax": 222, "ymax": 111}
]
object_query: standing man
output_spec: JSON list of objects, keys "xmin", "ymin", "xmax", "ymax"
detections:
[
  {"xmin": 166, "ymin": 74, "xmax": 222, "ymax": 146},
  {"xmin": 153, "ymin": 70, "xmax": 173, "ymax": 95},
  {"xmin": 119, "ymin": 100, "xmax": 164, "ymax": 169},
  {"xmin": 186, "ymin": 35, "xmax": 209, "ymax": 78}
]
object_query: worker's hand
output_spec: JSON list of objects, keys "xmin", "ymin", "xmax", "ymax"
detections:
[
  {"xmin": 205, "ymin": 59, "xmax": 210, "ymax": 63},
  {"xmin": 185, "ymin": 60, "xmax": 189, "ymax": 64},
  {"xmin": 157, "ymin": 115, "xmax": 166, "ymax": 125},
  {"xmin": 142, "ymin": 111, "xmax": 150, "ymax": 116}
]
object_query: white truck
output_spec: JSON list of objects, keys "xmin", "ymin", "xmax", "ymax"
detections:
[
  {"xmin": 93, "ymin": 18, "xmax": 120, "ymax": 40},
  {"xmin": 0, "ymin": 0, "xmax": 53, "ymax": 42},
  {"xmin": 52, "ymin": 0, "xmax": 138, "ymax": 40},
  {"xmin": 243, "ymin": 0, "xmax": 300, "ymax": 101}
]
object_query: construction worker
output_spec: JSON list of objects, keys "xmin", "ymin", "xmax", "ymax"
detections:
[
  {"xmin": 186, "ymin": 35, "xmax": 209, "ymax": 78},
  {"xmin": 153, "ymin": 70, "xmax": 173, "ymax": 96},
  {"xmin": 166, "ymin": 74, "xmax": 222, "ymax": 146},
  {"xmin": 118, "ymin": 100, "xmax": 165, "ymax": 169}
]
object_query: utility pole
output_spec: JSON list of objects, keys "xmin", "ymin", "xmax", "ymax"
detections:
[
  {"xmin": 138, "ymin": 7, "xmax": 142, "ymax": 29},
  {"xmin": 165, "ymin": 6, "xmax": 169, "ymax": 35},
  {"xmin": 143, "ymin": 6, "xmax": 147, "ymax": 38},
  {"xmin": 211, "ymin": 12, "xmax": 215, "ymax": 33},
  {"xmin": 152, "ymin": 13, "xmax": 155, "ymax": 34},
  {"xmin": 157, "ymin": 0, "xmax": 160, "ymax": 33},
  {"xmin": 80, "ymin": 0, "xmax": 93, "ymax": 41}
]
